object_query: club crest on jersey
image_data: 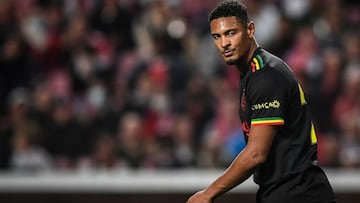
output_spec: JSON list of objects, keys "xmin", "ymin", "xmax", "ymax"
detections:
[
  {"xmin": 241, "ymin": 89, "xmax": 246, "ymax": 111},
  {"xmin": 250, "ymin": 54, "xmax": 264, "ymax": 72}
]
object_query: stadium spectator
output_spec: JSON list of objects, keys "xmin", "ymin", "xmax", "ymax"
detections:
[{"xmin": 0, "ymin": 0, "xmax": 359, "ymax": 172}]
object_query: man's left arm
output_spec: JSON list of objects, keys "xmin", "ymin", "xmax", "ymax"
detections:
[{"xmin": 186, "ymin": 125, "xmax": 277, "ymax": 203}]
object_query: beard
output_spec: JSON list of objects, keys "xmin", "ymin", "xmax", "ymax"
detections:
[
  {"xmin": 222, "ymin": 49, "xmax": 250, "ymax": 68},
  {"xmin": 225, "ymin": 59, "xmax": 237, "ymax": 65},
  {"xmin": 224, "ymin": 56, "xmax": 243, "ymax": 66}
]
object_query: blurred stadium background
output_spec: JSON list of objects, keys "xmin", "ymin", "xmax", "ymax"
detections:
[{"xmin": 0, "ymin": 0, "xmax": 359, "ymax": 202}]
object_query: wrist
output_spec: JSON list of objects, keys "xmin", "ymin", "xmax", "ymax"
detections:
[{"xmin": 203, "ymin": 187, "xmax": 217, "ymax": 200}]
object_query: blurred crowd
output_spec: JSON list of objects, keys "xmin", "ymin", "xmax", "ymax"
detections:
[{"xmin": 0, "ymin": 0, "xmax": 359, "ymax": 173}]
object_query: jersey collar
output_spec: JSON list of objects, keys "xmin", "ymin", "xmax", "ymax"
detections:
[{"xmin": 248, "ymin": 47, "xmax": 264, "ymax": 73}]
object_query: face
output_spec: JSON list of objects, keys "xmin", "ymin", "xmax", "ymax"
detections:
[{"xmin": 210, "ymin": 16, "xmax": 253, "ymax": 66}]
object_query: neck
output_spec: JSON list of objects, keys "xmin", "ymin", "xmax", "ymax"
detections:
[{"xmin": 236, "ymin": 40, "xmax": 259, "ymax": 75}]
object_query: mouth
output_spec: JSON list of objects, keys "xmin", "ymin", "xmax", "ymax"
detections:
[{"xmin": 223, "ymin": 50, "xmax": 235, "ymax": 57}]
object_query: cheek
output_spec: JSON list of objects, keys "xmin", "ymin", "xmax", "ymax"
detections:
[
  {"xmin": 236, "ymin": 38, "xmax": 248, "ymax": 52},
  {"xmin": 235, "ymin": 37, "xmax": 244, "ymax": 47},
  {"xmin": 213, "ymin": 42, "xmax": 224, "ymax": 53},
  {"xmin": 213, "ymin": 40, "xmax": 222, "ymax": 49}
]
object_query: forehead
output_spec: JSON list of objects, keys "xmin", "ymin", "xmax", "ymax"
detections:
[{"xmin": 210, "ymin": 16, "xmax": 242, "ymax": 33}]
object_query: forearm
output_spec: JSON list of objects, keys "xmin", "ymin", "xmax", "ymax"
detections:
[
  {"xmin": 203, "ymin": 149, "xmax": 261, "ymax": 200},
  {"xmin": 198, "ymin": 126, "xmax": 276, "ymax": 201}
]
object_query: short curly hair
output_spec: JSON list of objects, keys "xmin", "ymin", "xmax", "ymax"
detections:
[{"xmin": 208, "ymin": 0, "xmax": 250, "ymax": 26}]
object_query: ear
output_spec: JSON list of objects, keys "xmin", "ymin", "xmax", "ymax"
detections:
[{"xmin": 247, "ymin": 22, "xmax": 255, "ymax": 38}]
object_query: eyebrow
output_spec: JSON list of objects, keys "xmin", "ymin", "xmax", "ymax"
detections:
[{"xmin": 211, "ymin": 27, "xmax": 238, "ymax": 36}]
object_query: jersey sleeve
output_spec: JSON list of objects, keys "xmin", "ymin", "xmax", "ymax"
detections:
[{"xmin": 247, "ymin": 69, "xmax": 288, "ymax": 126}]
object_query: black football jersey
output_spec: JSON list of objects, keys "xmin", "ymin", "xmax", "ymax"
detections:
[{"xmin": 239, "ymin": 47, "xmax": 335, "ymax": 203}]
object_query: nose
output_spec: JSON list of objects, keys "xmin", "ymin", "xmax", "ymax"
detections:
[{"xmin": 221, "ymin": 36, "xmax": 230, "ymax": 48}]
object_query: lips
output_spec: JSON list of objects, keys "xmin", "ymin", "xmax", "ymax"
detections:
[{"xmin": 223, "ymin": 50, "xmax": 234, "ymax": 57}]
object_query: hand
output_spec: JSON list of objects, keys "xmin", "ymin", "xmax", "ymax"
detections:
[{"xmin": 186, "ymin": 190, "xmax": 213, "ymax": 203}]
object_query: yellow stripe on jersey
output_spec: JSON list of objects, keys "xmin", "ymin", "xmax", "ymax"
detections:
[
  {"xmin": 298, "ymin": 84, "xmax": 307, "ymax": 105},
  {"xmin": 311, "ymin": 122, "xmax": 317, "ymax": 145},
  {"xmin": 253, "ymin": 58, "xmax": 260, "ymax": 70}
]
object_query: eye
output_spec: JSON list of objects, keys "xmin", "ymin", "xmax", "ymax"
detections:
[
  {"xmin": 212, "ymin": 34, "xmax": 220, "ymax": 40},
  {"xmin": 227, "ymin": 30, "xmax": 236, "ymax": 36}
]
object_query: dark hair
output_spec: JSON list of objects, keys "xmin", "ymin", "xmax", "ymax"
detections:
[{"xmin": 208, "ymin": 0, "xmax": 250, "ymax": 26}]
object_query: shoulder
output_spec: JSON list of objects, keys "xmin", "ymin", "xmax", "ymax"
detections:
[
  {"xmin": 252, "ymin": 48, "xmax": 291, "ymax": 73},
  {"xmin": 249, "ymin": 48, "xmax": 296, "ymax": 86}
]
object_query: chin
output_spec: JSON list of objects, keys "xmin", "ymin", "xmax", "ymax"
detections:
[{"xmin": 225, "ymin": 58, "xmax": 237, "ymax": 65}]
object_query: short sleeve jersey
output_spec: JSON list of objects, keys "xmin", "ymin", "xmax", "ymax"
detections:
[{"xmin": 239, "ymin": 48, "xmax": 335, "ymax": 202}]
